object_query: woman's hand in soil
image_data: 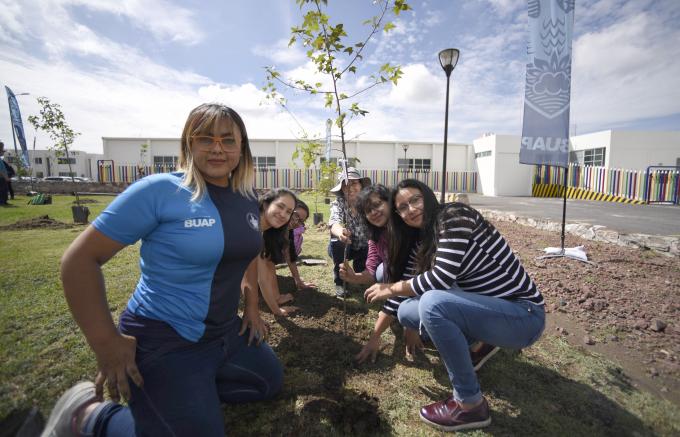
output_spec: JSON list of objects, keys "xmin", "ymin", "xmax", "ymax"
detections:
[
  {"xmin": 404, "ymin": 328, "xmax": 424, "ymax": 361},
  {"xmin": 364, "ymin": 283, "xmax": 393, "ymax": 303},
  {"xmin": 295, "ymin": 278, "xmax": 317, "ymax": 290},
  {"xmin": 93, "ymin": 333, "xmax": 143, "ymax": 402},
  {"xmin": 240, "ymin": 306, "xmax": 269, "ymax": 346},
  {"xmin": 355, "ymin": 336, "xmax": 381, "ymax": 364},
  {"xmin": 276, "ymin": 305, "xmax": 299, "ymax": 317}
]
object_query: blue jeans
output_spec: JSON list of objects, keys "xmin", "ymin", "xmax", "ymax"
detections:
[
  {"xmin": 82, "ymin": 325, "xmax": 283, "ymax": 436},
  {"xmin": 397, "ymin": 288, "xmax": 545, "ymax": 405},
  {"xmin": 328, "ymin": 239, "xmax": 367, "ymax": 285}
]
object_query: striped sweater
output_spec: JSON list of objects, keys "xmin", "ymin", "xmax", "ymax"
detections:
[
  {"xmin": 408, "ymin": 203, "xmax": 544, "ymax": 305},
  {"xmin": 382, "ymin": 250, "xmax": 417, "ymax": 317}
]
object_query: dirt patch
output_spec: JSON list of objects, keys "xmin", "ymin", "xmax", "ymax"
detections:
[
  {"xmin": 72, "ymin": 199, "xmax": 99, "ymax": 204},
  {"xmin": 0, "ymin": 215, "xmax": 77, "ymax": 231},
  {"xmin": 490, "ymin": 220, "xmax": 680, "ymax": 404}
]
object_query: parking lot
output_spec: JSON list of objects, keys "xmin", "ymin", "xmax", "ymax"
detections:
[{"xmin": 468, "ymin": 194, "xmax": 680, "ymax": 237}]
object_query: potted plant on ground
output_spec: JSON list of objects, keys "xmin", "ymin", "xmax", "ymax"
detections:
[{"xmin": 29, "ymin": 97, "xmax": 89, "ymax": 223}]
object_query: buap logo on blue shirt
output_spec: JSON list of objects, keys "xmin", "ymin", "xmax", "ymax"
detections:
[
  {"xmin": 246, "ymin": 212, "xmax": 259, "ymax": 231},
  {"xmin": 185, "ymin": 217, "xmax": 216, "ymax": 228}
]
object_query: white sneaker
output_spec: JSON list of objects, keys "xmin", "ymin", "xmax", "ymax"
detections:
[
  {"xmin": 41, "ymin": 381, "xmax": 98, "ymax": 437},
  {"xmin": 335, "ymin": 284, "xmax": 350, "ymax": 299}
]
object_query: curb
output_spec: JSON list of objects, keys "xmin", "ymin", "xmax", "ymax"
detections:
[{"xmin": 477, "ymin": 208, "xmax": 679, "ymax": 257}]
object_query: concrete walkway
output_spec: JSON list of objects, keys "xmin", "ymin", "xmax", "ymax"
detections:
[{"xmin": 468, "ymin": 195, "xmax": 680, "ymax": 237}]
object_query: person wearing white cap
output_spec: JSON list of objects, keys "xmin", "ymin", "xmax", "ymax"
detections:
[{"xmin": 327, "ymin": 167, "xmax": 371, "ymax": 298}]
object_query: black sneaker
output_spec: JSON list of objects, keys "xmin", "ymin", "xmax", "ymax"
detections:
[{"xmin": 471, "ymin": 343, "xmax": 500, "ymax": 371}]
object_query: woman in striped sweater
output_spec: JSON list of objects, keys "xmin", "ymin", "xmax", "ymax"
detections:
[{"xmin": 364, "ymin": 179, "xmax": 545, "ymax": 432}]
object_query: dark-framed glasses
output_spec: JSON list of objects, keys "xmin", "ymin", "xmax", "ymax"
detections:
[
  {"xmin": 291, "ymin": 210, "xmax": 307, "ymax": 224},
  {"xmin": 395, "ymin": 194, "xmax": 423, "ymax": 216},
  {"xmin": 366, "ymin": 200, "xmax": 385, "ymax": 214}
]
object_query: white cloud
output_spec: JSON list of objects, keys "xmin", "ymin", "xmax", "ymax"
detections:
[
  {"xmin": 68, "ymin": 0, "xmax": 204, "ymax": 45},
  {"xmin": 482, "ymin": 0, "xmax": 524, "ymax": 17},
  {"xmin": 252, "ymin": 38, "xmax": 308, "ymax": 67},
  {"xmin": 571, "ymin": 9, "xmax": 680, "ymax": 129}
]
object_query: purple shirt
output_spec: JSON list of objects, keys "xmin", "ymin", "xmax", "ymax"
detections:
[{"xmin": 365, "ymin": 231, "xmax": 388, "ymax": 277}]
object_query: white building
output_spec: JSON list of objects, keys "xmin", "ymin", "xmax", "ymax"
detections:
[
  {"xmin": 569, "ymin": 130, "xmax": 680, "ymax": 170},
  {"xmin": 101, "ymin": 137, "xmax": 475, "ymax": 172},
  {"xmin": 473, "ymin": 130, "xmax": 680, "ymax": 196},
  {"xmin": 2, "ymin": 148, "xmax": 103, "ymax": 179}
]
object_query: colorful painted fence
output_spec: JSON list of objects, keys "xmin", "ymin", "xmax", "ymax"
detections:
[
  {"xmin": 533, "ymin": 164, "xmax": 679, "ymax": 204},
  {"xmin": 97, "ymin": 163, "xmax": 478, "ymax": 193}
]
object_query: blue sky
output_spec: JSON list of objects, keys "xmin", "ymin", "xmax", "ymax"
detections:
[{"xmin": 1, "ymin": 0, "xmax": 678, "ymax": 154}]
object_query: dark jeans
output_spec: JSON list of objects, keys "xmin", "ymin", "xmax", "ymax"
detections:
[
  {"xmin": 0, "ymin": 179, "xmax": 8, "ymax": 204},
  {"xmin": 82, "ymin": 325, "xmax": 283, "ymax": 436},
  {"xmin": 327, "ymin": 239, "xmax": 368, "ymax": 285}
]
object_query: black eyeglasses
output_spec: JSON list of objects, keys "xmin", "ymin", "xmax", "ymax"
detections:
[
  {"xmin": 291, "ymin": 211, "xmax": 307, "ymax": 224},
  {"xmin": 395, "ymin": 195, "xmax": 424, "ymax": 216},
  {"xmin": 366, "ymin": 200, "xmax": 385, "ymax": 214}
]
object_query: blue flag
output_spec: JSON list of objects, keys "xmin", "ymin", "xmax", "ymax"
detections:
[
  {"xmin": 5, "ymin": 86, "xmax": 30, "ymax": 168},
  {"xmin": 519, "ymin": 0, "xmax": 575, "ymax": 168}
]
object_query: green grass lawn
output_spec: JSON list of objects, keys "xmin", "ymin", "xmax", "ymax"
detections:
[
  {"xmin": 0, "ymin": 194, "xmax": 113, "ymax": 226},
  {"xmin": 1, "ymin": 194, "xmax": 679, "ymax": 436}
]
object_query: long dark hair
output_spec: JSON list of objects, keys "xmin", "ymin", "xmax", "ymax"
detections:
[
  {"xmin": 387, "ymin": 179, "xmax": 441, "ymax": 281},
  {"xmin": 356, "ymin": 184, "xmax": 391, "ymax": 241},
  {"xmin": 259, "ymin": 188, "xmax": 298, "ymax": 263}
]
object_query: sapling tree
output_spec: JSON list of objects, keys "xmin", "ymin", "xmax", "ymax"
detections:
[
  {"xmin": 28, "ymin": 97, "xmax": 82, "ymax": 205},
  {"xmin": 264, "ymin": 0, "xmax": 411, "ymax": 171},
  {"xmin": 264, "ymin": 0, "xmax": 411, "ymax": 335}
]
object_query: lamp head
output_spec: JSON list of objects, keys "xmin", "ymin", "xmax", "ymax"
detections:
[
  {"xmin": 438, "ymin": 48, "xmax": 460, "ymax": 76},
  {"xmin": 402, "ymin": 144, "xmax": 409, "ymax": 152}
]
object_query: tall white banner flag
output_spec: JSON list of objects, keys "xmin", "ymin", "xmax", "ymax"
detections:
[{"xmin": 519, "ymin": 0, "xmax": 575, "ymax": 168}]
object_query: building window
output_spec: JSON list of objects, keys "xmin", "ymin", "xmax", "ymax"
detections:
[
  {"xmin": 398, "ymin": 158, "xmax": 431, "ymax": 171},
  {"xmin": 570, "ymin": 147, "xmax": 605, "ymax": 167},
  {"xmin": 254, "ymin": 156, "xmax": 276, "ymax": 169},
  {"xmin": 58, "ymin": 172, "xmax": 77, "ymax": 177},
  {"xmin": 35, "ymin": 157, "xmax": 43, "ymax": 164},
  {"xmin": 57, "ymin": 157, "xmax": 76, "ymax": 164},
  {"xmin": 474, "ymin": 151, "xmax": 492, "ymax": 158},
  {"xmin": 36, "ymin": 171, "xmax": 44, "ymax": 178},
  {"xmin": 153, "ymin": 156, "xmax": 178, "ymax": 171}
]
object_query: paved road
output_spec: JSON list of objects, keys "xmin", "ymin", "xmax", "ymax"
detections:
[{"xmin": 467, "ymin": 194, "xmax": 680, "ymax": 237}]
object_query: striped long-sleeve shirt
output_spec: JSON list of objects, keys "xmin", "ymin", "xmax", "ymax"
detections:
[
  {"xmin": 409, "ymin": 203, "xmax": 544, "ymax": 305},
  {"xmin": 381, "ymin": 249, "xmax": 418, "ymax": 317}
]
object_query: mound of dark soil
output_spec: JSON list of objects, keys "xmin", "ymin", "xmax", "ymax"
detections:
[{"xmin": 1, "ymin": 215, "xmax": 76, "ymax": 230}]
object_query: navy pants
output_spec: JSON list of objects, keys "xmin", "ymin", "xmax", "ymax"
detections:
[
  {"xmin": 327, "ymin": 239, "xmax": 368, "ymax": 285},
  {"xmin": 82, "ymin": 325, "xmax": 283, "ymax": 436}
]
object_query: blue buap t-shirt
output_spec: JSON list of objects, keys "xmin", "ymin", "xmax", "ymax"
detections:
[{"xmin": 92, "ymin": 173, "xmax": 262, "ymax": 343}]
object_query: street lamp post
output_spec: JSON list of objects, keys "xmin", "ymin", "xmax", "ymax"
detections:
[
  {"xmin": 438, "ymin": 48, "xmax": 459, "ymax": 203},
  {"xmin": 401, "ymin": 144, "xmax": 409, "ymax": 171}
]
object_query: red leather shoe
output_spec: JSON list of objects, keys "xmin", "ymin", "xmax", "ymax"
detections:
[{"xmin": 419, "ymin": 396, "xmax": 491, "ymax": 432}]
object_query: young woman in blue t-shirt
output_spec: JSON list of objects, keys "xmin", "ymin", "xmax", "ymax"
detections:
[{"xmin": 42, "ymin": 104, "xmax": 284, "ymax": 436}]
